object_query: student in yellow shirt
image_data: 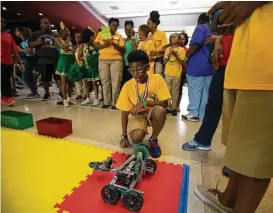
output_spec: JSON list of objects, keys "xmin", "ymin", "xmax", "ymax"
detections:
[
  {"xmin": 94, "ymin": 18, "xmax": 124, "ymax": 109},
  {"xmin": 147, "ymin": 11, "xmax": 167, "ymax": 75},
  {"xmin": 164, "ymin": 33, "xmax": 185, "ymax": 116},
  {"xmin": 194, "ymin": 2, "xmax": 273, "ymax": 213},
  {"xmin": 137, "ymin": 24, "xmax": 156, "ymax": 75},
  {"xmin": 116, "ymin": 50, "xmax": 171, "ymax": 158}
]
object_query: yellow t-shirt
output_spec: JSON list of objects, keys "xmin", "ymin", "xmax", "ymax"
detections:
[
  {"xmin": 164, "ymin": 46, "xmax": 185, "ymax": 77},
  {"xmin": 116, "ymin": 74, "xmax": 171, "ymax": 112},
  {"xmin": 151, "ymin": 29, "xmax": 167, "ymax": 57},
  {"xmin": 94, "ymin": 31, "xmax": 124, "ymax": 60},
  {"xmin": 138, "ymin": 39, "xmax": 157, "ymax": 74},
  {"xmin": 225, "ymin": 3, "xmax": 273, "ymax": 90}
]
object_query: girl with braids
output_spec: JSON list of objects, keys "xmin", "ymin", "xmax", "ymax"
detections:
[
  {"xmin": 72, "ymin": 32, "xmax": 86, "ymax": 100},
  {"xmin": 55, "ymin": 23, "xmax": 76, "ymax": 107},
  {"xmin": 147, "ymin": 11, "xmax": 167, "ymax": 75},
  {"xmin": 78, "ymin": 28, "xmax": 100, "ymax": 106}
]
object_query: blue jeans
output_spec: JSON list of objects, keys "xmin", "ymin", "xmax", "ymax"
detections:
[
  {"xmin": 187, "ymin": 74, "xmax": 212, "ymax": 120},
  {"xmin": 22, "ymin": 57, "xmax": 38, "ymax": 94}
]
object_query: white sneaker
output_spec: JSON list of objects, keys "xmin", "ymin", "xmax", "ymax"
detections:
[
  {"xmin": 93, "ymin": 99, "xmax": 100, "ymax": 106},
  {"xmin": 81, "ymin": 98, "xmax": 91, "ymax": 105},
  {"xmin": 68, "ymin": 97, "xmax": 77, "ymax": 105},
  {"xmin": 63, "ymin": 99, "xmax": 69, "ymax": 107},
  {"xmin": 195, "ymin": 185, "xmax": 234, "ymax": 213},
  {"xmin": 182, "ymin": 113, "xmax": 199, "ymax": 122}
]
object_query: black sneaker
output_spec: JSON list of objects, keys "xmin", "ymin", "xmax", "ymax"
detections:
[
  {"xmin": 222, "ymin": 166, "xmax": 231, "ymax": 178},
  {"xmin": 171, "ymin": 110, "xmax": 177, "ymax": 116},
  {"xmin": 102, "ymin": 105, "xmax": 110, "ymax": 109},
  {"xmin": 111, "ymin": 106, "xmax": 117, "ymax": 110},
  {"xmin": 42, "ymin": 94, "xmax": 51, "ymax": 101}
]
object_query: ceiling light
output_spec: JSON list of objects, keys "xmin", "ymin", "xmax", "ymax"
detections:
[
  {"xmin": 17, "ymin": 13, "xmax": 21, "ymax": 16},
  {"xmin": 38, "ymin": 13, "xmax": 43, "ymax": 16},
  {"xmin": 51, "ymin": 24, "xmax": 54, "ymax": 27},
  {"xmin": 2, "ymin": 7, "xmax": 7, "ymax": 11},
  {"xmin": 169, "ymin": 1, "xmax": 178, "ymax": 5},
  {"xmin": 109, "ymin": 6, "xmax": 119, "ymax": 10},
  {"xmin": 72, "ymin": 26, "xmax": 75, "ymax": 29}
]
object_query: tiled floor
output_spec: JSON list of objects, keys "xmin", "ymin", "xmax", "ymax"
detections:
[{"xmin": 2, "ymin": 86, "xmax": 272, "ymax": 213}]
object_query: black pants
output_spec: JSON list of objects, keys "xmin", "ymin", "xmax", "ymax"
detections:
[
  {"xmin": 38, "ymin": 63, "xmax": 60, "ymax": 83},
  {"xmin": 1, "ymin": 64, "xmax": 13, "ymax": 98},
  {"xmin": 194, "ymin": 65, "xmax": 226, "ymax": 146}
]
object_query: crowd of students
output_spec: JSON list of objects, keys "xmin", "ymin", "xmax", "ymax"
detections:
[{"xmin": 1, "ymin": 11, "xmax": 193, "ymax": 116}]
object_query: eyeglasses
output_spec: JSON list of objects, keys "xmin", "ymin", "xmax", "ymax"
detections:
[{"xmin": 128, "ymin": 64, "xmax": 149, "ymax": 75}]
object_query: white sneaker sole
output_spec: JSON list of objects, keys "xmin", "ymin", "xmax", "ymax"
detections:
[
  {"xmin": 194, "ymin": 188, "xmax": 232, "ymax": 213},
  {"xmin": 197, "ymin": 146, "xmax": 211, "ymax": 151}
]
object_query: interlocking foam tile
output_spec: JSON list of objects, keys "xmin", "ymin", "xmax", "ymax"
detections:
[
  {"xmin": 56, "ymin": 152, "xmax": 185, "ymax": 213},
  {"xmin": 1, "ymin": 128, "xmax": 112, "ymax": 213}
]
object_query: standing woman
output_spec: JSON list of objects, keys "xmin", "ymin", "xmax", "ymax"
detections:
[
  {"xmin": 78, "ymin": 28, "xmax": 100, "ymax": 106},
  {"xmin": 55, "ymin": 24, "xmax": 75, "ymax": 107},
  {"xmin": 94, "ymin": 18, "xmax": 124, "ymax": 109},
  {"xmin": 177, "ymin": 32, "xmax": 189, "ymax": 111},
  {"xmin": 147, "ymin": 11, "xmax": 167, "ymax": 75},
  {"xmin": 73, "ymin": 32, "xmax": 86, "ymax": 100}
]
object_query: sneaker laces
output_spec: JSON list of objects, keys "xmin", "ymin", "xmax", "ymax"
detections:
[{"xmin": 207, "ymin": 181, "xmax": 222, "ymax": 197}]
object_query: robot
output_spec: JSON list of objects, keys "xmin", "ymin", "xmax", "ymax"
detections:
[{"xmin": 89, "ymin": 144, "xmax": 157, "ymax": 211}]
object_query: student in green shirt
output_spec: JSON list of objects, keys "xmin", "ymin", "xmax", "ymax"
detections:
[{"xmin": 121, "ymin": 20, "xmax": 138, "ymax": 88}]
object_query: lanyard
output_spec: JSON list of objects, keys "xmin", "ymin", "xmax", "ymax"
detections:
[{"xmin": 135, "ymin": 76, "xmax": 149, "ymax": 103}]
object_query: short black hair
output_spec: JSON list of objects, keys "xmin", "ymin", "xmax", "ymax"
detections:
[
  {"xmin": 125, "ymin": 20, "xmax": 134, "ymax": 28},
  {"xmin": 198, "ymin": 13, "xmax": 209, "ymax": 24},
  {"xmin": 179, "ymin": 32, "xmax": 189, "ymax": 46},
  {"xmin": 109, "ymin": 17, "xmax": 119, "ymax": 25},
  {"xmin": 149, "ymin": 11, "xmax": 160, "ymax": 26},
  {"xmin": 40, "ymin": 18, "xmax": 49, "ymax": 24},
  {"xmin": 128, "ymin": 50, "xmax": 149, "ymax": 65},
  {"xmin": 138, "ymin": 24, "xmax": 151, "ymax": 37},
  {"xmin": 82, "ymin": 28, "xmax": 95, "ymax": 43}
]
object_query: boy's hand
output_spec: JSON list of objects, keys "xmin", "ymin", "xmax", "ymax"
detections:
[
  {"xmin": 130, "ymin": 103, "xmax": 145, "ymax": 116},
  {"xmin": 120, "ymin": 137, "xmax": 131, "ymax": 148},
  {"xmin": 104, "ymin": 39, "xmax": 114, "ymax": 45},
  {"xmin": 150, "ymin": 51, "xmax": 157, "ymax": 57},
  {"xmin": 211, "ymin": 39, "xmax": 223, "ymax": 70},
  {"xmin": 205, "ymin": 35, "xmax": 221, "ymax": 45}
]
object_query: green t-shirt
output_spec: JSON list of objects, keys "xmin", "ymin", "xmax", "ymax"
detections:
[{"xmin": 123, "ymin": 38, "xmax": 139, "ymax": 66}]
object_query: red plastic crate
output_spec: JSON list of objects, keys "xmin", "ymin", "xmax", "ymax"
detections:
[{"xmin": 36, "ymin": 117, "xmax": 72, "ymax": 138}]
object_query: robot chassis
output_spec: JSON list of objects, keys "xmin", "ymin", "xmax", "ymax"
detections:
[{"xmin": 89, "ymin": 144, "xmax": 157, "ymax": 211}]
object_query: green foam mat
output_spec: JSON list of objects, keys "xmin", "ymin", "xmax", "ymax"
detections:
[{"xmin": 1, "ymin": 110, "xmax": 34, "ymax": 130}]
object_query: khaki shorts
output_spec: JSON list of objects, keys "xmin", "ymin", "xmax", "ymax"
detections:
[
  {"xmin": 128, "ymin": 106, "xmax": 158, "ymax": 134},
  {"xmin": 223, "ymin": 89, "xmax": 273, "ymax": 179}
]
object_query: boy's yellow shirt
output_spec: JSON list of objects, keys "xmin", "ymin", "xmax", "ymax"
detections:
[
  {"xmin": 116, "ymin": 74, "xmax": 171, "ymax": 112},
  {"xmin": 164, "ymin": 46, "xmax": 185, "ymax": 77}
]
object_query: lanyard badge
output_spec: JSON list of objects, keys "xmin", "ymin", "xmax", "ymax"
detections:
[{"xmin": 135, "ymin": 77, "xmax": 149, "ymax": 107}]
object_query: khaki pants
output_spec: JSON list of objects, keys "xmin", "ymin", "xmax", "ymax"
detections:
[
  {"xmin": 75, "ymin": 79, "xmax": 86, "ymax": 96},
  {"xmin": 99, "ymin": 60, "xmax": 123, "ymax": 106},
  {"xmin": 154, "ymin": 62, "xmax": 163, "ymax": 74},
  {"xmin": 223, "ymin": 89, "xmax": 273, "ymax": 178},
  {"xmin": 165, "ymin": 75, "xmax": 181, "ymax": 110}
]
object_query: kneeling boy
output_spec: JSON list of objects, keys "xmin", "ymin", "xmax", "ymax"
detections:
[{"xmin": 116, "ymin": 50, "xmax": 171, "ymax": 158}]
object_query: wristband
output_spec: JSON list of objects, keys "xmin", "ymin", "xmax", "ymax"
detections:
[{"xmin": 121, "ymin": 134, "xmax": 128, "ymax": 139}]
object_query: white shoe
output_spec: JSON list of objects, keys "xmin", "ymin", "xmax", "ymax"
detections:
[
  {"xmin": 68, "ymin": 97, "xmax": 77, "ymax": 105},
  {"xmin": 63, "ymin": 99, "xmax": 69, "ymax": 107},
  {"xmin": 182, "ymin": 113, "xmax": 199, "ymax": 122},
  {"xmin": 81, "ymin": 98, "xmax": 91, "ymax": 105},
  {"xmin": 93, "ymin": 99, "xmax": 100, "ymax": 106}
]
